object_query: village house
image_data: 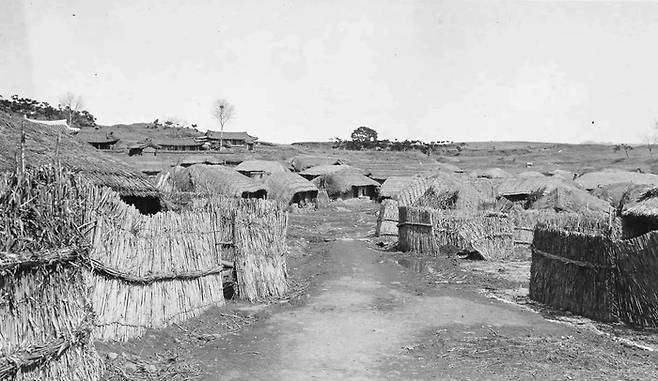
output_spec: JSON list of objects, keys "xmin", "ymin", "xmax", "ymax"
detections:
[
  {"xmin": 151, "ymin": 137, "xmax": 205, "ymax": 151},
  {"xmin": 77, "ymin": 130, "xmax": 120, "ymax": 150},
  {"xmin": 205, "ymin": 131, "xmax": 258, "ymax": 150}
]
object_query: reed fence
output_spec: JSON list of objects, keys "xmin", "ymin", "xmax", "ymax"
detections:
[
  {"xmin": 86, "ymin": 190, "xmax": 289, "ymax": 341},
  {"xmin": 376, "ymin": 199, "xmax": 399, "ymax": 237},
  {"xmin": 530, "ymin": 226, "xmax": 658, "ymax": 328},
  {"xmin": 0, "ymin": 167, "xmax": 103, "ymax": 380},
  {"xmin": 398, "ymin": 207, "xmax": 515, "ymax": 260}
]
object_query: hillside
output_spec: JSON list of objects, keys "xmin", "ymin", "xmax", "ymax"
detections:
[{"xmin": 80, "ymin": 122, "xmax": 203, "ymax": 148}]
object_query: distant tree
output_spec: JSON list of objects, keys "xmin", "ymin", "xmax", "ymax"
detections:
[
  {"xmin": 351, "ymin": 126, "xmax": 378, "ymax": 143},
  {"xmin": 58, "ymin": 92, "xmax": 85, "ymax": 125},
  {"xmin": 614, "ymin": 144, "xmax": 633, "ymax": 158},
  {"xmin": 643, "ymin": 120, "xmax": 658, "ymax": 156},
  {"xmin": 211, "ymin": 99, "xmax": 235, "ymax": 150}
]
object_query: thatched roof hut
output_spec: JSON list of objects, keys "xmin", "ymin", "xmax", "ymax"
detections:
[
  {"xmin": 379, "ymin": 176, "xmax": 417, "ymax": 201},
  {"xmin": 235, "ymin": 160, "xmax": 289, "ymax": 178},
  {"xmin": 412, "ymin": 173, "xmax": 494, "ymax": 211},
  {"xmin": 576, "ymin": 170, "xmax": 658, "ymax": 190},
  {"xmin": 0, "ymin": 112, "xmax": 162, "ymax": 213},
  {"xmin": 300, "ymin": 164, "xmax": 362, "ymax": 179},
  {"xmin": 590, "ymin": 182, "xmax": 652, "ymax": 211},
  {"xmin": 170, "ymin": 164, "xmax": 267, "ymax": 198},
  {"xmin": 265, "ymin": 172, "xmax": 318, "ymax": 205},
  {"xmin": 497, "ymin": 176, "xmax": 580, "ymax": 199},
  {"xmin": 528, "ymin": 184, "xmax": 613, "ymax": 216},
  {"xmin": 469, "ymin": 167, "xmax": 513, "ymax": 179},
  {"xmin": 312, "ymin": 169, "xmax": 380, "ymax": 200},
  {"xmin": 620, "ymin": 187, "xmax": 658, "ymax": 238},
  {"xmin": 290, "ymin": 155, "xmax": 342, "ymax": 172}
]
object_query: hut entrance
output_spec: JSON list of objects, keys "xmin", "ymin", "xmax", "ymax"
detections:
[
  {"xmin": 120, "ymin": 196, "xmax": 162, "ymax": 215},
  {"xmin": 622, "ymin": 215, "xmax": 658, "ymax": 239},
  {"xmin": 241, "ymin": 189, "xmax": 267, "ymax": 199}
]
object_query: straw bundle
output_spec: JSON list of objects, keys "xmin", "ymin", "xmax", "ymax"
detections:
[
  {"xmin": 86, "ymin": 187, "xmax": 230, "ymax": 341},
  {"xmin": 397, "ymin": 206, "xmax": 439, "ymax": 254},
  {"xmin": 376, "ymin": 199, "xmax": 399, "ymax": 237},
  {"xmin": 0, "ymin": 167, "xmax": 102, "ymax": 380},
  {"xmin": 233, "ymin": 199, "xmax": 288, "ymax": 301},
  {"xmin": 530, "ymin": 227, "xmax": 618, "ymax": 321}
]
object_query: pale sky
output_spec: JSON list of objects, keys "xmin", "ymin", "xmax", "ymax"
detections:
[{"xmin": 2, "ymin": 0, "xmax": 658, "ymax": 143}]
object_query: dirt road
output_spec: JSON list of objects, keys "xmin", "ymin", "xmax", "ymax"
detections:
[
  {"xmin": 190, "ymin": 237, "xmax": 656, "ymax": 380},
  {"xmin": 100, "ymin": 203, "xmax": 658, "ymax": 380}
]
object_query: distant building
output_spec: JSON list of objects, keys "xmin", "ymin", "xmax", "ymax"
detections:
[
  {"xmin": 151, "ymin": 138, "xmax": 205, "ymax": 151},
  {"xmin": 78, "ymin": 131, "xmax": 120, "ymax": 150},
  {"xmin": 205, "ymin": 131, "xmax": 258, "ymax": 150}
]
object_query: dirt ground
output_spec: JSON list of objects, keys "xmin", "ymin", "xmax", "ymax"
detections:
[{"xmin": 99, "ymin": 200, "xmax": 658, "ymax": 380}]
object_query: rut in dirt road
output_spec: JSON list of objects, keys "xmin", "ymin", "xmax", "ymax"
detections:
[{"xmin": 200, "ymin": 239, "xmax": 565, "ymax": 380}]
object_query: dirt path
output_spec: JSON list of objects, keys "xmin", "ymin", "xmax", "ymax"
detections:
[
  {"xmin": 189, "ymin": 236, "xmax": 656, "ymax": 380},
  {"xmin": 100, "ymin": 203, "xmax": 658, "ymax": 380}
]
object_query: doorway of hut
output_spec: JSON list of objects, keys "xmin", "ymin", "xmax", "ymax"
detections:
[{"xmin": 120, "ymin": 196, "xmax": 162, "ymax": 215}]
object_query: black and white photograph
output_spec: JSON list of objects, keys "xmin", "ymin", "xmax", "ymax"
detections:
[{"xmin": 1, "ymin": 1, "xmax": 658, "ymax": 380}]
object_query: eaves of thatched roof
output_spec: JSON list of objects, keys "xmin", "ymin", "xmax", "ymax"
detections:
[
  {"xmin": 235, "ymin": 160, "xmax": 289, "ymax": 174},
  {"xmin": 290, "ymin": 155, "xmax": 342, "ymax": 172},
  {"xmin": 469, "ymin": 168, "xmax": 513, "ymax": 179},
  {"xmin": 301, "ymin": 164, "xmax": 361, "ymax": 177},
  {"xmin": 265, "ymin": 172, "xmax": 318, "ymax": 204},
  {"xmin": 497, "ymin": 176, "xmax": 580, "ymax": 197},
  {"xmin": 0, "ymin": 112, "xmax": 160, "ymax": 198}
]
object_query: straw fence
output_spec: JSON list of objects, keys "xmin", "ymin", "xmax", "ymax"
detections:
[
  {"xmin": 530, "ymin": 226, "xmax": 658, "ymax": 328},
  {"xmin": 0, "ymin": 167, "xmax": 103, "ymax": 380},
  {"xmin": 86, "ymin": 186, "xmax": 231, "ymax": 341},
  {"xmin": 86, "ymin": 190, "xmax": 289, "ymax": 341},
  {"xmin": 376, "ymin": 199, "xmax": 399, "ymax": 237},
  {"xmin": 398, "ymin": 206, "xmax": 619, "ymax": 261},
  {"xmin": 399, "ymin": 207, "xmax": 515, "ymax": 260}
]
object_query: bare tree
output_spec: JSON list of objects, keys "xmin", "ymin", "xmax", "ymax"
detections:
[
  {"xmin": 211, "ymin": 99, "xmax": 235, "ymax": 150},
  {"xmin": 58, "ymin": 92, "xmax": 84, "ymax": 125},
  {"xmin": 644, "ymin": 120, "xmax": 658, "ymax": 156}
]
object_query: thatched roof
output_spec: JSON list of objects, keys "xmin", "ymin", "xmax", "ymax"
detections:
[
  {"xmin": 576, "ymin": 170, "xmax": 658, "ymax": 190},
  {"xmin": 379, "ymin": 176, "xmax": 417, "ymax": 200},
  {"xmin": 413, "ymin": 173, "xmax": 494, "ymax": 210},
  {"xmin": 497, "ymin": 176, "xmax": 580, "ymax": 197},
  {"xmin": 469, "ymin": 168, "xmax": 513, "ymax": 179},
  {"xmin": 177, "ymin": 153, "xmax": 244, "ymax": 166},
  {"xmin": 529, "ymin": 184, "xmax": 612, "ymax": 216},
  {"xmin": 0, "ymin": 112, "xmax": 159, "ymax": 197},
  {"xmin": 549, "ymin": 169, "xmax": 576, "ymax": 181},
  {"xmin": 518, "ymin": 171, "xmax": 545, "ymax": 178},
  {"xmin": 590, "ymin": 182, "xmax": 653, "ymax": 211},
  {"xmin": 235, "ymin": 160, "xmax": 289, "ymax": 174},
  {"xmin": 312, "ymin": 169, "xmax": 380, "ymax": 196},
  {"xmin": 265, "ymin": 172, "xmax": 318, "ymax": 204},
  {"xmin": 169, "ymin": 164, "xmax": 267, "ymax": 197},
  {"xmin": 435, "ymin": 162, "xmax": 464, "ymax": 174},
  {"xmin": 290, "ymin": 155, "xmax": 342, "ymax": 172},
  {"xmin": 301, "ymin": 164, "xmax": 362, "ymax": 177}
]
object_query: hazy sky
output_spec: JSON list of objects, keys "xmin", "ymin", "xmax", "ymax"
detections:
[{"xmin": 2, "ymin": 1, "xmax": 658, "ymax": 143}]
